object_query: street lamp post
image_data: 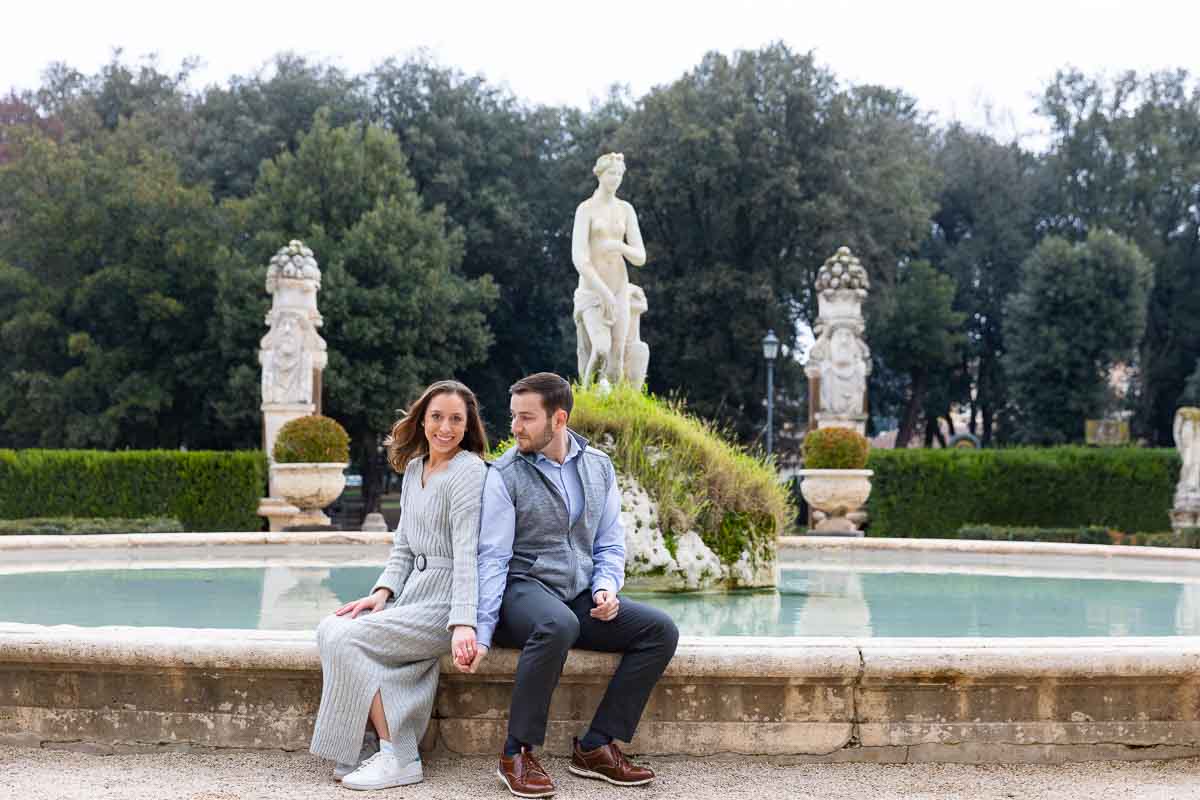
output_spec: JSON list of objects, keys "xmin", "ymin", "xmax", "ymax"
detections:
[{"xmin": 762, "ymin": 329, "xmax": 780, "ymax": 457}]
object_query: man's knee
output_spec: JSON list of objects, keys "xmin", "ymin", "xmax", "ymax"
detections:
[
  {"xmin": 529, "ymin": 611, "xmax": 580, "ymax": 653},
  {"xmin": 652, "ymin": 612, "xmax": 680, "ymax": 656}
]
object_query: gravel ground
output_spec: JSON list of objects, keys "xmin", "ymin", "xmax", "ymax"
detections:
[{"xmin": 2, "ymin": 746, "xmax": 1200, "ymax": 800}]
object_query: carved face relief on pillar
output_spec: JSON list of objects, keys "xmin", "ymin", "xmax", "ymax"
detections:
[
  {"xmin": 817, "ymin": 324, "xmax": 868, "ymax": 416},
  {"xmin": 262, "ymin": 311, "xmax": 312, "ymax": 405}
]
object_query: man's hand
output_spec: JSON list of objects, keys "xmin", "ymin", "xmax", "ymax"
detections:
[
  {"xmin": 590, "ymin": 590, "xmax": 619, "ymax": 622},
  {"xmin": 455, "ymin": 643, "xmax": 489, "ymax": 673},
  {"xmin": 335, "ymin": 588, "xmax": 390, "ymax": 618}
]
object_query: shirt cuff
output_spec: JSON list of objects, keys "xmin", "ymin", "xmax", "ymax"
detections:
[
  {"xmin": 476, "ymin": 620, "xmax": 497, "ymax": 650},
  {"xmin": 590, "ymin": 576, "xmax": 619, "ymax": 597}
]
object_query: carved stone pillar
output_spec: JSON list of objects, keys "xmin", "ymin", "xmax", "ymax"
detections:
[
  {"xmin": 256, "ymin": 241, "xmax": 328, "ymax": 532},
  {"xmin": 804, "ymin": 247, "xmax": 871, "ymax": 435},
  {"xmin": 1172, "ymin": 407, "xmax": 1200, "ymax": 531}
]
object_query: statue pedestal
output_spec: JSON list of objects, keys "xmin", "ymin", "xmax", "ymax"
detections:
[
  {"xmin": 361, "ymin": 512, "xmax": 389, "ymax": 533},
  {"xmin": 257, "ymin": 497, "xmax": 302, "ymax": 532},
  {"xmin": 259, "ymin": 401, "xmax": 316, "ymax": 530}
]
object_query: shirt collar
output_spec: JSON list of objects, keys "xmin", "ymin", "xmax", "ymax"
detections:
[{"xmin": 534, "ymin": 431, "xmax": 583, "ymax": 467}]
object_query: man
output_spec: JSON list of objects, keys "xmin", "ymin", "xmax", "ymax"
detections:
[{"xmin": 461, "ymin": 372, "xmax": 679, "ymax": 798}]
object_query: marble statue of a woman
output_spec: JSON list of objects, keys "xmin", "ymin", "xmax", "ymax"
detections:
[{"xmin": 572, "ymin": 152, "xmax": 649, "ymax": 389}]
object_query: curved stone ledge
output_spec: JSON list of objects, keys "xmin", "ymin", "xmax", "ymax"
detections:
[
  {"xmin": 779, "ymin": 534, "xmax": 1200, "ymax": 563},
  {"xmin": 4, "ymin": 623, "xmax": 1200, "ymax": 762}
]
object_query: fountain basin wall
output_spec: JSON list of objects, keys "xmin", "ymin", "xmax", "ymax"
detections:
[
  {"xmin": 4, "ymin": 623, "xmax": 1200, "ymax": 762},
  {"xmin": 5, "ymin": 532, "xmax": 1200, "ymax": 762}
]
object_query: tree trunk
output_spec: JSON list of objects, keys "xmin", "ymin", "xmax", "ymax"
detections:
[
  {"xmin": 360, "ymin": 430, "xmax": 380, "ymax": 522},
  {"xmin": 895, "ymin": 370, "xmax": 929, "ymax": 449},
  {"xmin": 982, "ymin": 405, "xmax": 994, "ymax": 446}
]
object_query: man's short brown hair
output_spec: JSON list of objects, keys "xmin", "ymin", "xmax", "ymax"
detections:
[{"xmin": 510, "ymin": 372, "xmax": 573, "ymax": 419}]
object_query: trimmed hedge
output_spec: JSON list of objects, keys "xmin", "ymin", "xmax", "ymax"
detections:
[
  {"xmin": 956, "ymin": 525, "xmax": 1115, "ymax": 545},
  {"xmin": 867, "ymin": 447, "xmax": 1179, "ymax": 537},
  {"xmin": 0, "ymin": 517, "xmax": 184, "ymax": 535},
  {"xmin": 957, "ymin": 525, "xmax": 1200, "ymax": 549},
  {"xmin": 0, "ymin": 450, "xmax": 267, "ymax": 532}
]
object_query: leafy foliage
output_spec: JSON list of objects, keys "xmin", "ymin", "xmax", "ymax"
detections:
[
  {"xmin": 273, "ymin": 415, "xmax": 351, "ymax": 463},
  {"xmin": 223, "ymin": 111, "xmax": 497, "ymax": 491},
  {"xmin": 1038, "ymin": 69, "xmax": 1200, "ymax": 444},
  {"xmin": 1003, "ymin": 232, "xmax": 1152, "ymax": 444},
  {"xmin": 802, "ymin": 427, "xmax": 870, "ymax": 469}
]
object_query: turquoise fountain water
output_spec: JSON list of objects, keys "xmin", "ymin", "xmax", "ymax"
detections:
[{"xmin": 3, "ymin": 548, "xmax": 1197, "ymax": 636}]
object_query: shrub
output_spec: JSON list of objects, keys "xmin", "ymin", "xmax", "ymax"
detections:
[
  {"xmin": 0, "ymin": 517, "xmax": 184, "ymax": 535},
  {"xmin": 803, "ymin": 427, "xmax": 870, "ymax": 469},
  {"xmin": 868, "ymin": 447, "xmax": 1178, "ymax": 537},
  {"xmin": 1129, "ymin": 529, "xmax": 1200, "ymax": 548},
  {"xmin": 539, "ymin": 383, "xmax": 792, "ymax": 580},
  {"xmin": 957, "ymin": 525, "xmax": 1200, "ymax": 549},
  {"xmin": 0, "ymin": 450, "xmax": 267, "ymax": 531},
  {"xmin": 273, "ymin": 415, "xmax": 351, "ymax": 463},
  {"xmin": 956, "ymin": 525, "xmax": 1114, "ymax": 545}
]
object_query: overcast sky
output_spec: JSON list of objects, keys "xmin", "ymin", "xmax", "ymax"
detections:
[{"xmin": 6, "ymin": 0, "xmax": 1198, "ymax": 145}]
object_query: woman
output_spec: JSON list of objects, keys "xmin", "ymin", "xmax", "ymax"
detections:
[
  {"xmin": 572, "ymin": 152, "xmax": 647, "ymax": 386},
  {"xmin": 309, "ymin": 380, "xmax": 488, "ymax": 791}
]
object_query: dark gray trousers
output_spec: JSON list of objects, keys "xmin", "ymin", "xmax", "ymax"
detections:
[{"xmin": 493, "ymin": 578, "xmax": 680, "ymax": 747}]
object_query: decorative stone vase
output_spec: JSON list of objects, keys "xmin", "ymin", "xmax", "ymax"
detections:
[
  {"xmin": 798, "ymin": 468, "xmax": 873, "ymax": 536},
  {"xmin": 271, "ymin": 462, "xmax": 348, "ymax": 527}
]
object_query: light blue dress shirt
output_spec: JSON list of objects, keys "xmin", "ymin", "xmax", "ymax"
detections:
[{"xmin": 475, "ymin": 434, "xmax": 625, "ymax": 649}]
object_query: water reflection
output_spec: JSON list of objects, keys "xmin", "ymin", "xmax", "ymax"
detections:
[{"xmin": 0, "ymin": 565, "xmax": 1197, "ymax": 636}]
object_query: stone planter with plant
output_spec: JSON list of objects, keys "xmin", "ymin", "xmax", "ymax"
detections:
[
  {"xmin": 271, "ymin": 414, "xmax": 351, "ymax": 528},
  {"xmin": 799, "ymin": 426, "xmax": 873, "ymax": 536}
]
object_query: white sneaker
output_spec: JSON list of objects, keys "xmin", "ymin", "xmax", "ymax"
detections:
[
  {"xmin": 341, "ymin": 752, "xmax": 423, "ymax": 791},
  {"xmin": 333, "ymin": 731, "xmax": 380, "ymax": 781}
]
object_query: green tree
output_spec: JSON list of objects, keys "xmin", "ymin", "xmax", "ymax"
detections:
[
  {"xmin": 0, "ymin": 118, "xmax": 225, "ymax": 447},
  {"xmin": 871, "ymin": 260, "xmax": 965, "ymax": 447},
  {"xmin": 222, "ymin": 111, "xmax": 497, "ymax": 494},
  {"xmin": 1003, "ymin": 232, "xmax": 1153, "ymax": 444},
  {"xmin": 922, "ymin": 125, "xmax": 1040, "ymax": 444},
  {"xmin": 1038, "ymin": 69, "xmax": 1200, "ymax": 443},
  {"xmin": 194, "ymin": 54, "xmax": 368, "ymax": 199},
  {"xmin": 366, "ymin": 57, "xmax": 581, "ymax": 431},
  {"xmin": 609, "ymin": 44, "xmax": 939, "ymax": 439}
]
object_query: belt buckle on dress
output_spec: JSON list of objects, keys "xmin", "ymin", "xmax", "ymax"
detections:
[{"xmin": 415, "ymin": 554, "xmax": 427, "ymax": 571}]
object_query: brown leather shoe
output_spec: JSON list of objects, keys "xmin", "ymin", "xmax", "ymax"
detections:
[
  {"xmin": 568, "ymin": 738, "xmax": 655, "ymax": 786},
  {"xmin": 497, "ymin": 747, "xmax": 556, "ymax": 798}
]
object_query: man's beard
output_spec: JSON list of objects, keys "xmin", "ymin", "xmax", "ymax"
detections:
[{"xmin": 517, "ymin": 421, "xmax": 556, "ymax": 454}]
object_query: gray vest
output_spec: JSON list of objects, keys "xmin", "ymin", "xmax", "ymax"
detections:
[{"xmin": 492, "ymin": 429, "xmax": 615, "ymax": 600}]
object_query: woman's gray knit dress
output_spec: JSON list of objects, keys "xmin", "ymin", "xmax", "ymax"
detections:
[{"xmin": 310, "ymin": 449, "xmax": 485, "ymax": 766}]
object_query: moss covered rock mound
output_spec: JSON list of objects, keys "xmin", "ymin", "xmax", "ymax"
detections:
[{"xmin": 570, "ymin": 384, "xmax": 789, "ymax": 590}]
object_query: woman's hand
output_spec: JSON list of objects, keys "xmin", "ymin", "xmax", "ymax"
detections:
[
  {"xmin": 335, "ymin": 588, "xmax": 390, "ymax": 619},
  {"xmin": 451, "ymin": 626, "xmax": 478, "ymax": 669},
  {"xmin": 453, "ymin": 634, "xmax": 488, "ymax": 673}
]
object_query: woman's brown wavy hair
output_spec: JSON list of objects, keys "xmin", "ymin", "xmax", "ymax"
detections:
[{"xmin": 384, "ymin": 380, "xmax": 489, "ymax": 472}]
